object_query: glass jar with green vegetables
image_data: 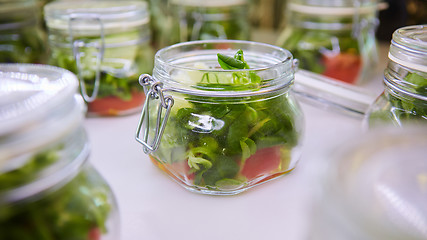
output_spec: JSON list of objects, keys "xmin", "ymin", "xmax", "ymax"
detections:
[
  {"xmin": 44, "ymin": 1, "xmax": 154, "ymax": 116},
  {"xmin": 135, "ymin": 40, "xmax": 304, "ymax": 195},
  {"xmin": 366, "ymin": 25, "xmax": 427, "ymax": 127},
  {"xmin": 276, "ymin": 0, "xmax": 379, "ymax": 84},
  {"xmin": 168, "ymin": 0, "xmax": 250, "ymax": 44},
  {"xmin": 0, "ymin": 0, "xmax": 47, "ymax": 63},
  {"xmin": 0, "ymin": 64, "xmax": 118, "ymax": 239}
]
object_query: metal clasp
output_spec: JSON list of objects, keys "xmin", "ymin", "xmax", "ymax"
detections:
[
  {"xmin": 69, "ymin": 14, "xmax": 105, "ymax": 102},
  {"xmin": 135, "ymin": 74, "xmax": 174, "ymax": 154}
]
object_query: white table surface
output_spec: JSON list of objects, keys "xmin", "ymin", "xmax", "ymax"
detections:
[{"xmin": 84, "ymin": 43, "xmax": 389, "ymax": 240}]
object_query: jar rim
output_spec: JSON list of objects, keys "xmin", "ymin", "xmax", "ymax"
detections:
[
  {"xmin": 155, "ymin": 40, "xmax": 293, "ymax": 72},
  {"xmin": 153, "ymin": 40, "xmax": 295, "ymax": 97},
  {"xmin": 393, "ymin": 25, "xmax": 427, "ymax": 52}
]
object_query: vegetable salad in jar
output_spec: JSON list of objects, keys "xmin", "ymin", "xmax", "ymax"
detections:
[
  {"xmin": 169, "ymin": 0, "xmax": 250, "ymax": 43},
  {"xmin": 44, "ymin": 1, "xmax": 154, "ymax": 116},
  {"xmin": 136, "ymin": 40, "xmax": 303, "ymax": 195},
  {"xmin": 277, "ymin": 0, "xmax": 379, "ymax": 84}
]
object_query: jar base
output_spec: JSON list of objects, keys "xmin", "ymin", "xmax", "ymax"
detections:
[{"xmin": 150, "ymin": 156, "xmax": 296, "ymax": 195}]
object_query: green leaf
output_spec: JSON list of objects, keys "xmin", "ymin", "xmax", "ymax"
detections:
[{"xmin": 217, "ymin": 53, "xmax": 246, "ymax": 69}]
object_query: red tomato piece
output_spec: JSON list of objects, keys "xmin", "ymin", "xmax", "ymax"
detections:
[
  {"xmin": 88, "ymin": 227, "xmax": 101, "ymax": 240},
  {"xmin": 241, "ymin": 146, "xmax": 282, "ymax": 180},
  {"xmin": 87, "ymin": 91, "xmax": 145, "ymax": 116},
  {"xmin": 169, "ymin": 160, "xmax": 195, "ymax": 181},
  {"xmin": 322, "ymin": 52, "xmax": 362, "ymax": 84}
]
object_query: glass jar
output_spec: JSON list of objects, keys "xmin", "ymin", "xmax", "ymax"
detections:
[
  {"xmin": 135, "ymin": 40, "xmax": 304, "ymax": 195},
  {"xmin": 168, "ymin": 0, "xmax": 250, "ymax": 44},
  {"xmin": 0, "ymin": 64, "xmax": 119, "ymax": 239},
  {"xmin": 0, "ymin": 0, "xmax": 47, "ymax": 63},
  {"xmin": 366, "ymin": 25, "xmax": 427, "ymax": 127},
  {"xmin": 44, "ymin": 1, "xmax": 154, "ymax": 116},
  {"xmin": 276, "ymin": 0, "xmax": 379, "ymax": 84},
  {"xmin": 308, "ymin": 126, "xmax": 427, "ymax": 240}
]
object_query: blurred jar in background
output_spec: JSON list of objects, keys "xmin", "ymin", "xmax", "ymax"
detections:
[
  {"xmin": 366, "ymin": 25, "xmax": 427, "ymax": 127},
  {"xmin": 308, "ymin": 126, "xmax": 427, "ymax": 240},
  {"xmin": 277, "ymin": 0, "xmax": 380, "ymax": 85},
  {"xmin": 0, "ymin": 64, "xmax": 119, "ymax": 240},
  {"xmin": 149, "ymin": 0, "xmax": 173, "ymax": 50},
  {"xmin": 0, "ymin": 0, "xmax": 47, "ymax": 63},
  {"xmin": 44, "ymin": 1, "xmax": 154, "ymax": 116},
  {"xmin": 167, "ymin": 0, "xmax": 251, "ymax": 44}
]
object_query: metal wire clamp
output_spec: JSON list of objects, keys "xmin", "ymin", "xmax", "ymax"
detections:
[{"xmin": 135, "ymin": 74, "xmax": 174, "ymax": 154}]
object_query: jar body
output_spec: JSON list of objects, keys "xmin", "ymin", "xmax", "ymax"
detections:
[
  {"xmin": 45, "ymin": 2, "xmax": 154, "ymax": 116},
  {"xmin": 137, "ymin": 40, "xmax": 304, "ymax": 195},
  {"xmin": 169, "ymin": 1, "xmax": 250, "ymax": 43},
  {"xmin": 0, "ymin": 127, "xmax": 119, "ymax": 240},
  {"xmin": 0, "ymin": 165, "xmax": 118, "ymax": 240},
  {"xmin": 277, "ymin": 3, "xmax": 378, "ymax": 84},
  {"xmin": 0, "ymin": 0, "xmax": 47, "ymax": 63},
  {"xmin": 150, "ymin": 91, "xmax": 302, "ymax": 194}
]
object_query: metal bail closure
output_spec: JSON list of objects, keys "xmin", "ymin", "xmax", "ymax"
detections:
[
  {"xmin": 135, "ymin": 74, "xmax": 174, "ymax": 154},
  {"xmin": 69, "ymin": 13, "xmax": 105, "ymax": 103}
]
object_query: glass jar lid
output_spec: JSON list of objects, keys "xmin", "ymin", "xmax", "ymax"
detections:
[
  {"xmin": 0, "ymin": 64, "xmax": 87, "ymax": 203},
  {"xmin": 388, "ymin": 25, "xmax": 427, "ymax": 74},
  {"xmin": 170, "ymin": 0, "xmax": 247, "ymax": 7},
  {"xmin": 44, "ymin": 1, "xmax": 149, "ymax": 33},
  {"xmin": 324, "ymin": 127, "xmax": 427, "ymax": 239},
  {"xmin": 0, "ymin": 64, "xmax": 84, "ymax": 161},
  {"xmin": 152, "ymin": 40, "xmax": 295, "ymax": 97}
]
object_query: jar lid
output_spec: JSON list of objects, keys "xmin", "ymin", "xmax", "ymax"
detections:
[
  {"xmin": 322, "ymin": 127, "xmax": 427, "ymax": 239},
  {"xmin": 388, "ymin": 25, "xmax": 427, "ymax": 73},
  {"xmin": 0, "ymin": 64, "xmax": 84, "ymax": 162},
  {"xmin": 170, "ymin": 0, "xmax": 247, "ymax": 7},
  {"xmin": 44, "ymin": 1, "xmax": 149, "ymax": 33},
  {"xmin": 0, "ymin": 64, "xmax": 88, "ymax": 203}
]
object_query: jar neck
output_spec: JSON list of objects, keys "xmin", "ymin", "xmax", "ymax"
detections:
[
  {"xmin": 152, "ymin": 40, "xmax": 296, "ymax": 98},
  {"xmin": 384, "ymin": 64, "xmax": 427, "ymax": 103}
]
